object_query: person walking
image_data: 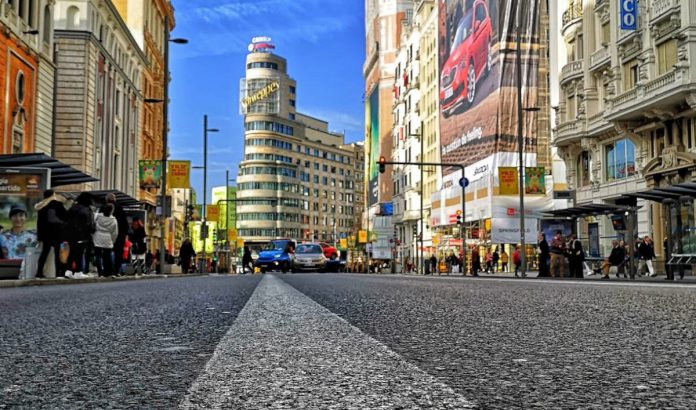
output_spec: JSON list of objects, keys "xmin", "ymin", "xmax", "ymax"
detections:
[
  {"xmin": 537, "ymin": 233, "xmax": 550, "ymax": 277},
  {"xmin": 105, "ymin": 193, "xmax": 128, "ymax": 275},
  {"xmin": 492, "ymin": 247, "xmax": 500, "ymax": 273},
  {"xmin": 179, "ymin": 239, "xmax": 196, "ymax": 273},
  {"xmin": 242, "ymin": 245, "xmax": 253, "ymax": 274},
  {"xmin": 66, "ymin": 193, "xmax": 95, "ymax": 279},
  {"xmin": 549, "ymin": 231, "xmax": 565, "ymax": 278},
  {"xmin": 35, "ymin": 190, "xmax": 68, "ymax": 278},
  {"xmin": 600, "ymin": 240, "xmax": 626, "ymax": 280},
  {"xmin": 471, "ymin": 247, "xmax": 481, "ymax": 276},
  {"xmin": 568, "ymin": 234, "xmax": 585, "ymax": 279},
  {"xmin": 484, "ymin": 249, "xmax": 493, "ymax": 274},
  {"xmin": 430, "ymin": 254, "xmax": 437, "ymax": 275},
  {"xmin": 500, "ymin": 249, "xmax": 509, "ymax": 272},
  {"xmin": 512, "ymin": 246, "xmax": 522, "ymax": 277},
  {"xmin": 129, "ymin": 217, "xmax": 147, "ymax": 275},
  {"xmin": 93, "ymin": 204, "xmax": 118, "ymax": 277},
  {"xmin": 638, "ymin": 235, "xmax": 657, "ymax": 277}
]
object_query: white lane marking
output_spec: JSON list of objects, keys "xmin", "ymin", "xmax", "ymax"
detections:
[{"xmin": 180, "ymin": 274, "xmax": 475, "ymax": 409}]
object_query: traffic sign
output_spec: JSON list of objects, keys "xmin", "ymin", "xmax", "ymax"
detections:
[{"xmin": 459, "ymin": 177, "xmax": 469, "ymax": 188}]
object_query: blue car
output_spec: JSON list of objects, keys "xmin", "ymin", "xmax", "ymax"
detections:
[{"xmin": 255, "ymin": 239, "xmax": 296, "ymax": 273}]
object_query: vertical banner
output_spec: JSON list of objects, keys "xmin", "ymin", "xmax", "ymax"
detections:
[
  {"xmin": 206, "ymin": 205, "xmax": 220, "ymax": 222},
  {"xmin": 192, "ymin": 205, "xmax": 202, "ymax": 221},
  {"xmin": 498, "ymin": 167, "xmax": 519, "ymax": 195},
  {"xmin": 168, "ymin": 160, "xmax": 190, "ymax": 189},
  {"xmin": 620, "ymin": 0, "xmax": 637, "ymax": 31},
  {"xmin": 228, "ymin": 228, "xmax": 237, "ymax": 242},
  {"xmin": 139, "ymin": 160, "xmax": 162, "ymax": 189},
  {"xmin": 367, "ymin": 88, "xmax": 380, "ymax": 205},
  {"xmin": 358, "ymin": 230, "xmax": 368, "ymax": 244},
  {"xmin": 525, "ymin": 167, "xmax": 546, "ymax": 194},
  {"xmin": 0, "ymin": 168, "xmax": 48, "ymax": 261}
]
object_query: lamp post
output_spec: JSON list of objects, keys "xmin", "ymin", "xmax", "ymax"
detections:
[
  {"xmin": 225, "ymin": 169, "xmax": 236, "ymax": 250},
  {"xmin": 201, "ymin": 115, "xmax": 219, "ymax": 272},
  {"xmin": 146, "ymin": 15, "xmax": 187, "ymax": 273}
]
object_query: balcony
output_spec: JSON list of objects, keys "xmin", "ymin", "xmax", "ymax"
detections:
[
  {"xmin": 561, "ymin": 1, "xmax": 583, "ymax": 37},
  {"xmin": 560, "ymin": 60, "xmax": 584, "ymax": 85},
  {"xmin": 403, "ymin": 210, "xmax": 421, "ymax": 222},
  {"xmin": 606, "ymin": 69, "xmax": 685, "ymax": 121},
  {"xmin": 590, "ymin": 47, "xmax": 610, "ymax": 71},
  {"xmin": 554, "ymin": 119, "xmax": 585, "ymax": 146},
  {"xmin": 650, "ymin": 0, "xmax": 680, "ymax": 24}
]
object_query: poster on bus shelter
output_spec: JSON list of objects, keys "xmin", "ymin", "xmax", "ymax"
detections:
[
  {"xmin": 439, "ymin": 0, "xmax": 541, "ymax": 173},
  {"xmin": 0, "ymin": 168, "xmax": 49, "ymax": 260}
]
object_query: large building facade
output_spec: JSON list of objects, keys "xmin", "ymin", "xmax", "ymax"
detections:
[
  {"xmin": 553, "ymin": 0, "xmax": 696, "ymax": 261},
  {"xmin": 237, "ymin": 43, "xmax": 364, "ymax": 245}
]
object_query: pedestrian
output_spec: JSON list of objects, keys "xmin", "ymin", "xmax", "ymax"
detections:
[
  {"xmin": 492, "ymin": 247, "xmax": 500, "ymax": 273},
  {"xmin": 500, "ymin": 248, "xmax": 509, "ymax": 272},
  {"xmin": 601, "ymin": 240, "xmax": 626, "ymax": 280},
  {"xmin": 65, "ymin": 192, "xmax": 94, "ymax": 279},
  {"xmin": 93, "ymin": 203, "xmax": 118, "ymax": 277},
  {"xmin": 471, "ymin": 247, "xmax": 481, "ymax": 276},
  {"xmin": 430, "ymin": 254, "xmax": 437, "ymax": 275},
  {"xmin": 241, "ymin": 245, "xmax": 253, "ymax": 274},
  {"xmin": 35, "ymin": 190, "xmax": 68, "ymax": 278},
  {"xmin": 179, "ymin": 239, "xmax": 196, "ymax": 273},
  {"xmin": 105, "ymin": 193, "xmax": 128, "ymax": 275},
  {"xmin": 537, "ymin": 233, "xmax": 550, "ymax": 277},
  {"xmin": 129, "ymin": 217, "xmax": 147, "ymax": 275},
  {"xmin": 549, "ymin": 230, "xmax": 565, "ymax": 278},
  {"xmin": 0, "ymin": 204, "xmax": 37, "ymax": 260},
  {"xmin": 512, "ymin": 245, "xmax": 522, "ymax": 277},
  {"xmin": 485, "ymin": 249, "xmax": 493, "ymax": 273},
  {"xmin": 638, "ymin": 235, "xmax": 657, "ymax": 277},
  {"xmin": 568, "ymin": 234, "xmax": 585, "ymax": 279}
]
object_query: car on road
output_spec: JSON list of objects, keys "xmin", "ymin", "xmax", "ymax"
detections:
[
  {"xmin": 440, "ymin": 0, "xmax": 492, "ymax": 117},
  {"xmin": 255, "ymin": 239, "xmax": 295, "ymax": 273},
  {"xmin": 319, "ymin": 242, "xmax": 339, "ymax": 260},
  {"xmin": 291, "ymin": 243, "xmax": 327, "ymax": 272}
]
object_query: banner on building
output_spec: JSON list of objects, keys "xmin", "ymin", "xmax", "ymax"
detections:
[
  {"xmin": 498, "ymin": 167, "xmax": 518, "ymax": 195},
  {"xmin": 438, "ymin": 0, "xmax": 541, "ymax": 175},
  {"xmin": 339, "ymin": 238, "xmax": 348, "ymax": 250},
  {"xmin": 228, "ymin": 228, "xmax": 237, "ymax": 242},
  {"xmin": 206, "ymin": 205, "xmax": 220, "ymax": 222},
  {"xmin": 525, "ymin": 167, "xmax": 545, "ymax": 195},
  {"xmin": 168, "ymin": 160, "xmax": 190, "ymax": 189},
  {"xmin": 366, "ymin": 87, "xmax": 380, "ymax": 206},
  {"xmin": 489, "ymin": 217, "xmax": 537, "ymax": 244},
  {"xmin": 620, "ymin": 0, "xmax": 637, "ymax": 31},
  {"xmin": 0, "ymin": 168, "xmax": 49, "ymax": 261},
  {"xmin": 139, "ymin": 160, "xmax": 162, "ymax": 189},
  {"xmin": 358, "ymin": 230, "xmax": 368, "ymax": 244}
]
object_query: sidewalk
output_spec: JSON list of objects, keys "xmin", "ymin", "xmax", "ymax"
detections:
[
  {"xmin": 0, "ymin": 273, "xmax": 209, "ymax": 288},
  {"xmin": 400, "ymin": 269, "xmax": 696, "ymax": 283}
]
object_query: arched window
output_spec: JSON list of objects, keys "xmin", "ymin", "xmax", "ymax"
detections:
[
  {"xmin": 66, "ymin": 5, "xmax": 79, "ymax": 30},
  {"xmin": 577, "ymin": 151, "xmax": 591, "ymax": 187},
  {"xmin": 42, "ymin": 5, "xmax": 50, "ymax": 44}
]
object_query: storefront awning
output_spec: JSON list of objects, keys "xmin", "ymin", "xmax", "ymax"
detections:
[
  {"xmin": 544, "ymin": 204, "xmax": 632, "ymax": 218},
  {"xmin": 620, "ymin": 182, "xmax": 696, "ymax": 203},
  {"xmin": 0, "ymin": 153, "xmax": 97, "ymax": 187},
  {"xmin": 62, "ymin": 189, "xmax": 142, "ymax": 208}
]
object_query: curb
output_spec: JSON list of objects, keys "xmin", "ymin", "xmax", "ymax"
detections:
[{"xmin": 0, "ymin": 273, "xmax": 209, "ymax": 288}]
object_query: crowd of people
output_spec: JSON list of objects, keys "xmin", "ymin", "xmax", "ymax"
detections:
[{"xmin": 27, "ymin": 190, "xmax": 150, "ymax": 279}]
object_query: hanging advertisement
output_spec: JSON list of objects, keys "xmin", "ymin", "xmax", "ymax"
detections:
[
  {"xmin": 206, "ymin": 205, "xmax": 220, "ymax": 222},
  {"xmin": 0, "ymin": 168, "xmax": 49, "ymax": 260},
  {"xmin": 168, "ymin": 160, "xmax": 190, "ymax": 189},
  {"xmin": 525, "ymin": 167, "xmax": 545, "ymax": 195},
  {"xmin": 489, "ymin": 217, "xmax": 537, "ymax": 244},
  {"xmin": 139, "ymin": 160, "xmax": 162, "ymax": 189},
  {"xmin": 439, "ymin": 0, "xmax": 541, "ymax": 174},
  {"xmin": 367, "ymin": 87, "xmax": 380, "ymax": 205},
  {"xmin": 498, "ymin": 167, "xmax": 518, "ymax": 195},
  {"xmin": 358, "ymin": 230, "xmax": 368, "ymax": 244}
]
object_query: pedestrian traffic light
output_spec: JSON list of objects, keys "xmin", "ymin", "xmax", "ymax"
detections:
[
  {"xmin": 186, "ymin": 205, "xmax": 194, "ymax": 222},
  {"xmin": 378, "ymin": 156, "xmax": 386, "ymax": 174},
  {"xmin": 456, "ymin": 210, "xmax": 463, "ymax": 225}
]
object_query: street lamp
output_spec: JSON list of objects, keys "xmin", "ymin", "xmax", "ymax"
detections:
[
  {"xmin": 225, "ymin": 169, "xmax": 236, "ymax": 251},
  {"xmin": 201, "ymin": 115, "xmax": 219, "ymax": 272}
]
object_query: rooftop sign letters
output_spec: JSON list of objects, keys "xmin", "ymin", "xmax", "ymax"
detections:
[{"xmin": 241, "ymin": 81, "xmax": 279, "ymax": 108}]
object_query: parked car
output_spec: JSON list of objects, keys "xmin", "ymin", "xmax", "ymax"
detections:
[
  {"xmin": 440, "ymin": 0, "xmax": 492, "ymax": 117},
  {"xmin": 292, "ymin": 243, "xmax": 327, "ymax": 272},
  {"xmin": 255, "ymin": 239, "xmax": 295, "ymax": 273},
  {"xmin": 319, "ymin": 242, "xmax": 339, "ymax": 260}
]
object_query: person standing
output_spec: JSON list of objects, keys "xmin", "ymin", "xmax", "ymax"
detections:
[
  {"xmin": 179, "ymin": 239, "xmax": 196, "ymax": 273},
  {"xmin": 512, "ymin": 246, "xmax": 522, "ymax": 277},
  {"xmin": 241, "ymin": 245, "xmax": 253, "ymax": 274},
  {"xmin": 492, "ymin": 247, "xmax": 500, "ymax": 273},
  {"xmin": 471, "ymin": 248, "xmax": 480, "ymax": 276},
  {"xmin": 484, "ymin": 249, "xmax": 493, "ymax": 274},
  {"xmin": 66, "ymin": 193, "xmax": 94, "ymax": 278},
  {"xmin": 105, "ymin": 194, "xmax": 128, "ymax": 275},
  {"xmin": 35, "ymin": 190, "xmax": 68, "ymax": 278},
  {"xmin": 638, "ymin": 235, "xmax": 657, "ymax": 277},
  {"xmin": 568, "ymin": 234, "xmax": 585, "ymax": 279},
  {"xmin": 93, "ymin": 204, "xmax": 118, "ymax": 277},
  {"xmin": 129, "ymin": 218, "xmax": 147, "ymax": 274},
  {"xmin": 500, "ymin": 249, "xmax": 509, "ymax": 272},
  {"xmin": 549, "ymin": 231, "xmax": 565, "ymax": 278},
  {"xmin": 537, "ymin": 233, "xmax": 550, "ymax": 277}
]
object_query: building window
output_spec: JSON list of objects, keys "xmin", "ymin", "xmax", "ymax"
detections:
[
  {"xmin": 289, "ymin": 99, "xmax": 295, "ymax": 107},
  {"xmin": 289, "ymin": 85, "xmax": 296, "ymax": 94},
  {"xmin": 657, "ymin": 39, "xmax": 677, "ymax": 75},
  {"xmin": 601, "ymin": 22, "xmax": 610, "ymax": 45},
  {"xmin": 289, "ymin": 113, "xmax": 295, "ymax": 120},
  {"xmin": 622, "ymin": 59, "xmax": 639, "ymax": 91},
  {"xmin": 577, "ymin": 151, "xmax": 591, "ymax": 187},
  {"xmin": 246, "ymin": 62, "xmax": 278, "ymax": 70},
  {"xmin": 605, "ymin": 139, "xmax": 636, "ymax": 181}
]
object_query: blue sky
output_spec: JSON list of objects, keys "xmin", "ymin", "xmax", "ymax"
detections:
[{"xmin": 168, "ymin": 0, "xmax": 365, "ymax": 199}]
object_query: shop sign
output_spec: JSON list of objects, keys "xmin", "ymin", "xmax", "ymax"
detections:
[{"xmin": 241, "ymin": 81, "xmax": 280, "ymax": 108}]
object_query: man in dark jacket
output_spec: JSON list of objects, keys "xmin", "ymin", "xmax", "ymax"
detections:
[
  {"xmin": 568, "ymin": 234, "xmax": 585, "ymax": 278},
  {"xmin": 66, "ymin": 193, "xmax": 94, "ymax": 276},
  {"xmin": 537, "ymin": 232, "xmax": 550, "ymax": 277},
  {"xmin": 604, "ymin": 240, "xmax": 627, "ymax": 279},
  {"xmin": 35, "ymin": 190, "xmax": 68, "ymax": 278},
  {"xmin": 106, "ymin": 193, "xmax": 129, "ymax": 275}
]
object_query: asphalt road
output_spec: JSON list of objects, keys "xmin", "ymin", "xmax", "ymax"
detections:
[{"xmin": 2, "ymin": 273, "xmax": 695, "ymax": 409}]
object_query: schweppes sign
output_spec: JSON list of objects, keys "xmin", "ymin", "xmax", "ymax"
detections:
[{"xmin": 242, "ymin": 81, "xmax": 280, "ymax": 108}]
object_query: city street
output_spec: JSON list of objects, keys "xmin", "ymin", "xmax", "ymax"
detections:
[{"xmin": 2, "ymin": 274, "xmax": 696, "ymax": 408}]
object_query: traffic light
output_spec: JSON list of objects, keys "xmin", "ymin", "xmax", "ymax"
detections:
[
  {"xmin": 456, "ymin": 210, "xmax": 463, "ymax": 225},
  {"xmin": 378, "ymin": 156, "xmax": 386, "ymax": 174},
  {"xmin": 186, "ymin": 205, "xmax": 194, "ymax": 222},
  {"xmin": 412, "ymin": 225, "xmax": 418, "ymax": 236}
]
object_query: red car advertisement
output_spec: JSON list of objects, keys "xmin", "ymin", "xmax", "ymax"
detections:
[{"xmin": 438, "ymin": 0, "xmax": 540, "ymax": 174}]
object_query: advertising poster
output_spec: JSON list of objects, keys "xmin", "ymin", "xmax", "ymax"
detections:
[
  {"xmin": 358, "ymin": 230, "xmax": 368, "ymax": 244},
  {"xmin": 139, "ymin": 160, "xmax": 162, "ymax": 189},
  {"xmin": 498, "ymin": 167, "xmax": 518, "ymax": 195},
  {"xmin": 525, "ymin": 167, "xmax": 545, "ymax": 195},
  {"xmin": 193, "ymin": 205, "xmax": 202, "ymax": 221},
  {"xmin": 206, "ymin": 205, "xmax": 220, "ymax": 222},
  {"xmin": 367, "ymin": 87, "xmax": 380, "ymax": 206},
  {"xmin": 228, "ymin": 228, "xmax": 237, "ymax": 242},
  {"xmin": 0, "ymin": 168, "xmax": 49, "ymax": 260},
  {"xmin": 168, "ymin": 160, "xmax": 190, "ymax": 189},
  {"xmin": 439, "ymin": 0, "xmax": 541, "ymax": 173}
]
